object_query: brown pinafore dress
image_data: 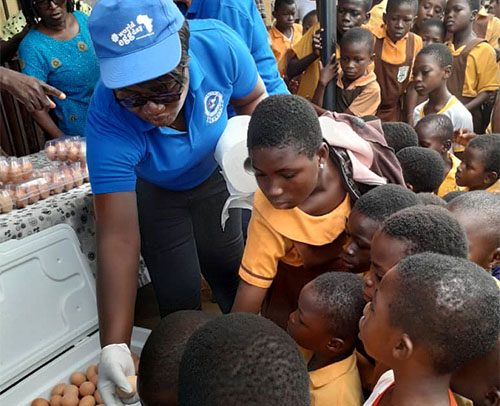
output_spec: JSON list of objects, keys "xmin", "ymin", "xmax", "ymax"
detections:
[
  {"xmin": 447, "ymin": 38, "xmax": 488, "ymax": 133},
  {"xmin": 473, "ymin": 13, "xmax": 491, "ymax": 40},
  {"xmin": 374, "ymin": 33, "xmax": 416, "ymax": 122},
  {"xmin": 335, "ymin": 84, "xmax": 366, "ymax": 113}
]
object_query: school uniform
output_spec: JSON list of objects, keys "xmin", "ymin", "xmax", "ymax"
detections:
[
  {"xmin": 473, "ymin": 7, "xmax": 500, "ymax": 48},
  {"xmin": 372, "ymin": 26, "xmax": 423, "ymax": 122},
  {"xmin": 437, "ymin": 153, "xmax": 464, "ymax": 197},
  {"xmin": 447, "ymin": 39, "xmax": 500, "ymax": 133},
  {"xmin": 335, "ymin": 71, "xmax": 381, "ymax": 116},
  {"xmin": 269, "ymin": 23, "xmax": 303, "ymax": 75},
  {"xmin": 413, "ymin": 96, "xmax": 474, "ymax": 131},
  {"xmin": 364, "ymin": 0, "xmax": 388, "ymax": 34}
]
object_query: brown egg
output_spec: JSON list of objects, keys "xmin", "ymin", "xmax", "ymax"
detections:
[
  {"xmin": 52, "ymin": 173, "xmax": 64, "ymax": 194},
  {"xmin": 131, "ymin": 352, "xmax": 140, "ymax": 373},
  {"xmin": 56, "ymin": 143, "xmax": 67, "ymax": 160},
  {"xmin": 88, "ymin": 374, "xmax": 97, "ymax": 386},
  {"xmin": 85, "ymin": 365, "xmax": 97, "ymax": 380},
  {"xmin": 68, "ymin": 146, "xmax": 79, "ymax": 162},
  {"xmin": 15, "ymin": 189, "xmax": 28, "ymax": 209},
  {"xmin": 39, "ymin": 181, "xmax": 50, "ymax": 199},
  {"xmin": 0, "ymin": 193, "xmax": 13, "ymax": 213},
  {"xmin": 70, "ymin": 372, "xmax": 86, "ymax": 386},
  {"xmin": 8, "ymin": 165, "xmax": 22, "ymax": 183},
  {"xmin": 93, "ymin": 389, "xmax": 102, "ymax": 404},
  {"xmin": 79, "ymin": 381, "xmax": 95, "ymax": 397},
  {"xmin": 63, "ymin": 384, "xmax": 80, "ymax": 397},
  {"xmin": 21, "ymin": 161, "xmax": 33, "ymax": 180},
  {"xmin": 51, "ymin": 383, "xmax": 66, "ymax": 396},
  {"xmin": 78, "ymin": 396, "xmax": 95, "ymax": 406},
  {"xmin": 115, "ymin": 375, "xmax": 137, "ymax": 399},
  {"xmin": 50, "ymin": 394, "xmax": 63, "ymax": 406},
  {"xmin": 46, "ymin": 145, "xmax": 57, "ymax": 160},
  {"xmin": 62, "ymin": 169, "xmax": 74, "ymax": 191},
  {"xmin": 60, "ymin": 394, "xmax": 79, "ymax": 406},
  {"xmin": 27, "ymin": 184, "xmax": 40, "ymax": 204},
  {"xmin": 31, "ymin": 399, "xmax": 50, "ymax": 406}
]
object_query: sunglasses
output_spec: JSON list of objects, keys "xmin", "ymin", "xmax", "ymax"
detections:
[{"xmin": 33, "ymin": 0, "xmax": 65, "ymax": 8}]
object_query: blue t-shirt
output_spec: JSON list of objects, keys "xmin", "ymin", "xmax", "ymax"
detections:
[
  {"xmin": 182, "ymin": 0, "xmax": 288, "ymax": 96},
  {"xmin": 19, "ymin": 11, "xmax": 99, "ymax": 136},
  {"xmin": 86, "ymin": 19, "xmax": 259, "ymax": 194}
]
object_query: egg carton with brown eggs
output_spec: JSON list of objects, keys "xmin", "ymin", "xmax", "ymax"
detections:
[
  {"xmin": 0, "ymin": 156, "xmax": 33, "ymax": 184},
  {"xmin": 4, "ymin": 178, "xmax": 51, "ymax": 209},
  {"xmin": 0, "ymin": 189, "xmax": 14, "ymax": 214},
  {"xmin": 45, "ymin": 137, "xmax": 86, "ymax": 164}
]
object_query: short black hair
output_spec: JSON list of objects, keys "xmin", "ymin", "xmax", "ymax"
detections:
[
  {"xmin": 381, "ymin": 205, "xmax": 468, "ymax": 257},
  {"xmin": 467, "ymin": 134, "xmax": 500, "ymax": 174},
  {"xmin": 448, "ymin": 191, "xmax": 500, "ymax": 245},
  {"xmin": 417, "ymin": 43, "xmax": 453, "ymax": 67},
  {"xmin": 20, "ymin": 0, "xmax": 74, "ymax": 26},
  {"xmin": 397, "ymin": 146, "xmax": 446, "ymax": 193},
  {"xmin": 339, "ymin": 0, "xmax": 373, "ymax": 11},
  {"xmin": 310, "ymin": 272, "xmax": 365, "ymax": 340},
  {"xmin": 417, "ymin": 192, "xmax": 447, "ymax": 206},
  {"xmin": 415, "ymin": 114, "xmax": 454, "ymax": 144},
  {"xmin": 274, "ymin": 0, "xmax": 296, "ymax": 11},
  {"xmin": 340, "ymin": 27, "xmax": 375, "ymax": 54},
  {"xmin": 386, "ymin": 0, "xmax": 418, "ymax": 14},
  {"xmin": 302, "ymin": 9, "xmax": 318, "ymax": 25},
  {"xmin": 382, "ymin": 122, "xmax": 419, "ymax": 153},
  {"xmin": 418, "ymin": 19, "xmax": 446, "ymax": 37},
  {"xmin": 248, "ymin": 95, "xmax": 322, "ymax": 159},
  {"xmin": 178, "ymin": 313, "xmax": 310, "ymax": 406},
  {"xmin": 442, "ymin": 190, "xmax": 466, "ymax": 202},
  {"xmin": 390, "ymin": 253, "xmax": 499, "ymax": 374},
  {"xmin": 138, "ymin": 310, "xmax": 215, "ymax": 406},
  {"xmin": 353, "ymin": 184, "xmax": 420, "ymax": 222}
]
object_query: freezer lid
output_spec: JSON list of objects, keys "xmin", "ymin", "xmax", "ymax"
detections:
[{"xmin": 0, "ymin": 224, "xmax": 98, "ymax": 392}]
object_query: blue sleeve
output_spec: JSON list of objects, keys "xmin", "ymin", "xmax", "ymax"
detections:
[
  {"xmin": 18, "ymin": 33, "xmax": 50, "ymax": 82},
  {"xmin": 218, "ymin": 0, "xmax": 289, "ymax": 96},
  {"xmin": 85, "ymin": 83, "xmax": 146, "ymax": 194}
]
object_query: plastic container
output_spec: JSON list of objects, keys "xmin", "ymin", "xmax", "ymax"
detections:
[
  {"xmin": 0, "ymin": 225, "xmax": 150, "ymax": 405},
  {"xmin": 0, "ymin": 189, "xmax": 13, "ymax": 213},
  {"xmin": 0, "ymin": 157, "xmax": 8, "ymax": 183},
  {"xmin": 19, "ymin": 157, "xmax": 33, "ymax": 181},
  {"xmin": 45, "ymin": 137, "xmax": 86, "ymax": 163},
  {"xmin": 5, "ymin": 178, "xmax": 47, "ymax": 208},
  {"xmin": 6, "ymin": 157, "xmax": 23, "ymax": 184}
]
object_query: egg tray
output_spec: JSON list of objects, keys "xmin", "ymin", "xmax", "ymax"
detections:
[
  {"xmin": 45, "ymin": 137, "xmax": 86, "ymax": 164},
  {"xmin": 0, "ymin": 156, "xmax": 33, "ymax": 184}
]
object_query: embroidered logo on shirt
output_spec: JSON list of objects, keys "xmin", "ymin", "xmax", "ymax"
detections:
[
  {"xmin": 397, "ymin": 66, "xmax": 410, "ymax": 83},
  {"xmin": 51, "ymin": 58, "xmax": 62, "ymax": 68},
  {"xmin": 110, "ymin": 15, "xmax": 154, "ymax": 47},
  {"xmin": 204, "ymin": 91, "xmax": 224, "ymax": 124}
]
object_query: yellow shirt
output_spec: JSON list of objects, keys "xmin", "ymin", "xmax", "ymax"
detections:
[
  {"xmin": 364, "ymin": 0, "xmax": 388, "ymax": 34},
  {"xmin": 476, "ymin": 7, "xmax": 500, "ymax": 48},
  {"xmin": 269, "ymin": 23, "xmax": 303, "ymax": 75},
  {"xmin": 486, "ymin": 179, "xmax": 500, "ymax": 193},
  {"xmin": 307, "ymin": 353, "xmax": 364, "ymax": 406},
  {"xmin": 292, "ymin": 22, "xmax": 321, "ymax": 99},
  {"xmin": 371, "ymin": 25, "xmax": 423, "ymax": 65},
  {"xmin": 336, "ymin": 70, "xmax": 381, "ymax": 116},
  {"xmin": 437, "ymin": 153, "xmax": 464, "ymax": 197},
  {"xmin": 447, "ymin": 41, "xmax": 500, "ymax": 98},
  {"xmin": 239, "ymin": 188, "xmax": 350, "ymax": 289}
]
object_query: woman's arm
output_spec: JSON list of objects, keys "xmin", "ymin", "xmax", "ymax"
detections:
[
  {"xmin": 231, "ymin": 76, "xmax": 267, "ymax": 115},
  {"xmin": 32, "ymin": 110, "xmax": 64, "ymax": 138},
  {"xmin": 464, "ymin": 90, "xmax": 495, "ymax": 111}
]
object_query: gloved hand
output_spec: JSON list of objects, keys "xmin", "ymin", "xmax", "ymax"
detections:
[{"xmin": 98, "ymin": 343, "xmax": 139, "ymax": 405}]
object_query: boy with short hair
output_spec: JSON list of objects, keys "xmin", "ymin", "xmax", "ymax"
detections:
[
  {"xmin": 445, "ymin": 0, "xmax": 500, "ymax": 134},
  {"xmin": 312, "ymin": 27, "xmax": 381, "ymax": 116},
  {"xmin": 302, "ymin": 9, "xmax": 318, "ymax": 33},
  {"xmin": 447, "ymin": 190, "xmax": 500, "ymax": 270},
  {"xmin": 360, "ymin": 252, "xmax": 500, "ymax": 406},
  {"xmin": 456, "ymin": 134, "xmax": 500, "ymax": 192},
  {"xmin": 372, "ymin": 0, "xmax": 423, "ymax": 121},
  {"xmin": 286, "ymin": 0, "xmax": 372, "ymax": 99},
  {"xmin": 138, "ymin": 310, "xmax": 215, "ymax": 406},
  {"xmin": 341, "ymin": 184, "xmax": 420, "ymax": 274},
  {"xmin": 269, "ymin": 0, "xmax": 303, "ymax": 73},
  {"xmin": 417, "ymin": 18, "xmax": 446, "ymax": 45},
  {"xmin": 396, "ymin": 146, "xmax": 446, "ymax": 192},
  {"xmin": 415, "ymin": 113, "xmax": 465, "ymax": 196},
  {"xmin": 412, "ymin": 0, "xmax": 446, "ymax": 34},
  {"xmin": 381, "ymin": 122, "xmax": 419, "ymax": 152},
  {"xmin": 287, "ymin": 272, "xmax": 365, "ymax": 405}
]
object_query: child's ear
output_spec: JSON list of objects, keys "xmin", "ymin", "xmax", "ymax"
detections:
[
  {"xmin": 318, "ymin": 142, "xmax": 330, "ymax": 160},
  {"xmin": 471, "ymin": 8, "xmax": 479, "ymax": 21},
  {"xmin": 484, "ymin": 170, "xmax": 499, "ymax": 185},
  {"xmin": 363, "ymin": 11, "xmax": 371, "ymax": 25},
  {"xmin": 326, "ymin": 337, "xmax": 346, "ymax": 353},
  {"xmin": 443, "ymin": 139, "xmax": 452, "ymax": 152},
  {"xmin": 488, "ymin": 247, "xmax": 500, "ymax": 270},
  {"xmin": 444, "ymin": 64, "xmax": 452, "ymax": 79},
  {"xmin": 392, "ymin": 333, "xmax": 413, "ymax": 361},
  {"xmin": 484, "ymin": 386, "xmax": 500, "ymax": 406}
]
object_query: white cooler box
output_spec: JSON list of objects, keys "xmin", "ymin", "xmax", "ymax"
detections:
[{"xmin": 0, "ymin": 224, "xmax": 151, "ymax": 405}]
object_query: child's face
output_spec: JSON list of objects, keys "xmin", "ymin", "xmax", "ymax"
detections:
[
  {"xmin": 273, "ymin": 3, "xmax": 297, "ymax": 30},
  {"xmin": 341, "ymin": 208, "xmax": 381, "ymax": 273},
  {"xmin": 303, "ymin": 13, "xmax": 318, "ymax": 33},
  {"xmin": 488, "ymin": 0, "xmax": 500, "ymax": 19},
  {"xmin": 359, "ymin": 267, "xmax": 402, "ymax": 364},
  {"xmin": 419, "ymin": 24, "xmax": 445, "ymax": 45},
  {"xmin": 250, "ymin": 145, "xmax": 324, "ymax": 210},
  {"xmin": 456, "ymin": 147, "xmax": 492, "ymax": 190},
  {"xmin": 287, "ymin": 283, "xmax": 334, "ymax": 352},
  {"xmin": 445, "ymin": 0, "xmax": 475, "ymax": 34},
  {"xmin": 416, "ymin": 121, "xmax": 450, "ymax": 156},
  {"xmin": 416, "ymin": 0, "xmax": 446, "ymax": 25},
  {"xmin": 412, "ymin": 53, "xmax": 450, "ymax": 96},
  {"xmin": 337, "ymin": 0, "xmax": 370, "ymax": 35},
  {"xmin": 363, "ymin": 230, "xmax": 409, "ymax": 301},
  {"xmin": 383, "ymin": 4, "xmax": 417, "ymax": 43},
  {"xmin": 340, "ymin": 41, "xmax": 373, "ymax": 81}
]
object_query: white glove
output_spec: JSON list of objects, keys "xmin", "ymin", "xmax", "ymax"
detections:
[{"xmin": 98, "ymin": 343, "xmax": 139, "ymax": 405}]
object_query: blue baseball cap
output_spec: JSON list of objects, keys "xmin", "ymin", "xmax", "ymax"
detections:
[{"xmin": 89, "ymin": 0, "xmax": 185, "ymax": 89}]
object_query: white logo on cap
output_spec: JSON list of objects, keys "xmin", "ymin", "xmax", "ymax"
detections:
[
  {"xmin": 110, "ymin": 15, "xmax": 155, "ymax": 47},
  {"xmin": 204, "ymin": 91, "xmax": 224, "ymax": 124}
]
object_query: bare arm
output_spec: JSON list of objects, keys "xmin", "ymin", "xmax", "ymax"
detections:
[
  {"xmin": 31, "ymin": 110, "xmax": 64, "ymax": 138},
  {"xmin": 286, "ymin": 53, "xmax": 318, "ymax": 79},
  {"xmin": 231, "ymin": 279, "xmax": 269, "ymax": 314},
  {"xmin": 404, "ymin": 83, "xmax": 418, "ymax": 126},
  {"xmin": 464, "ymin": 90, "xmax": 495, "ymax": 111},
  {"xmin": 230, "ymin": 76, "xmax": 267, "ymax": 115},
  {"xmin": 94, "ymin": 192, "xmax": 140, "ymax": 347}
]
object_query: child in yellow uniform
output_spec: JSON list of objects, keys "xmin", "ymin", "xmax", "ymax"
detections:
[
  {"xmin": 456, "ymin": 134, "xmax": 500, "ymax": 192},
  {"xmin": 473, "ymin": 6, "xmax": 500, "ymax": 48},
  {"xmin": 417, "ymin": 18, "xmax": 446, "ymax": 45},
  {"xmin": 372, "ymin": 0, "xmax": 423, "ymax": 122},
  {"xmin": 445, "ymin": 0, "xmax": 500, "ymax": 134},
  {"xmin": 312, "ymin": 28, "xmax": 381, "ymax": 116},
  {"xmin": 286, "ymin": 0, "xmax": 371, "ymax": 99},
  {"xmin": 287, "ymin": 272, "xmax": 365, "ymax": 406},
  {"xmin": 412, "ymin": 0, "xmax": 446, "ymax": 34},
  {"xmin": 365, "ymin": 0, "xmax": 388, "ymax": 32},
  {"xmin": 269, "ymin": 0, "xmax": 303, "ymax": 75}
]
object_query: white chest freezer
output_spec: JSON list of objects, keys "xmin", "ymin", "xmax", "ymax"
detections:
[{"xmin": 0, "ymin": 224, "xmax": 150, "ymax": 405}]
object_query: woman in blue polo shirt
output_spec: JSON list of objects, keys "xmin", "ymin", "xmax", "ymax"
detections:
[{"xmin": 86, "ymin": 0, "xmax": 266, "ymax": 404}]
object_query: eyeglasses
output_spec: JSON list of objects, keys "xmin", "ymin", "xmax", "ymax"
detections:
[{"xmin": 33, "ymin": 0, "xmax": 65, "ymax": 8}]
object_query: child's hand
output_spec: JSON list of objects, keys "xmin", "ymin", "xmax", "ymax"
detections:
[
  {"xmin": 312, "ymin": 29, "xmax": 323, "ymax": 58},
  {"xmin": 318, "ymin": 54, "xmax": 339, "ymax": 87},
  {"xmin": 287, "ymin": 77, "xmax": 300, "ymax": 94},
  {"xmin": 453, "ymin": 128, "xmax": 476, "ymax": 146}
]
